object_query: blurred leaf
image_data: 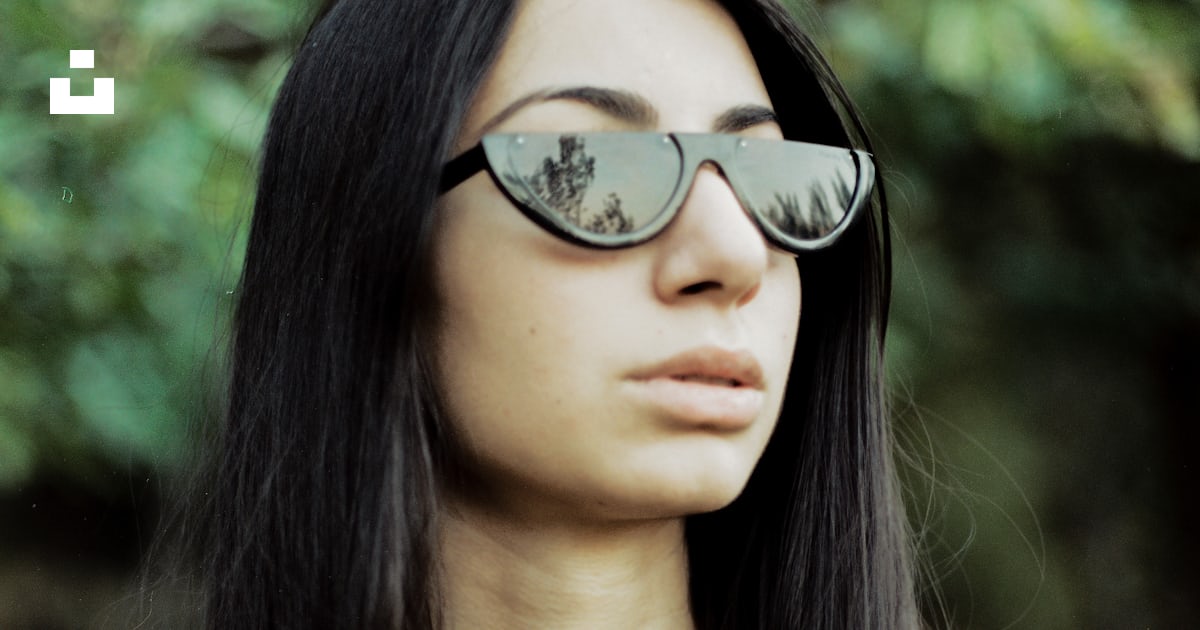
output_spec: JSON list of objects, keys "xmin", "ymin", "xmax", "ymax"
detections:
[{"xmin": 65, "ymin": 332, "xmax": 180, "ymax": 465}]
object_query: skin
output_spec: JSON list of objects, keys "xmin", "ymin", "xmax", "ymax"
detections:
[{"xmin": 432, "ymin": 0, "xmax": 801, "ymax": 627}]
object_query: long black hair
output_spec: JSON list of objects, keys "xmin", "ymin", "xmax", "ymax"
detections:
[{"xmin": 189, "ymin": 0, "xmax": 919, "ymax": 627}]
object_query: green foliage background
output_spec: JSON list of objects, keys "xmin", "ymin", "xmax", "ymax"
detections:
[{"xmin": 1, "ymin": 0, "xmax": 1197, "ymax": 627}]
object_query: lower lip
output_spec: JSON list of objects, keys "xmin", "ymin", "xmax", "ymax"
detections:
[{"xmin": 626, "ymin": 377, "xmax": 764, "ymax": 430}]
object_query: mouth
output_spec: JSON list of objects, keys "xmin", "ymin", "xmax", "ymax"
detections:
[
  {"xmin": 670, "ymin": 374, "xmax": 744, "ymax": 387},
  {"xmin": 630, "ymin": 346, "xmax": 765, "ymax": 391},
  {"xmin": 626, "ymin": 346, "xmax": 766, "ymax": 430}
]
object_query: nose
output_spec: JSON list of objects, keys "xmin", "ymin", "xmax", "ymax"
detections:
[{"xmin": 651, "ymin": 164, "xmax": 770, "ymax": 307}]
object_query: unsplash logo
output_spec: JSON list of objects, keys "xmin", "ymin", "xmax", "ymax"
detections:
[{"xmin": 49, "ymin": 49, "xmax": 114, "ymax": 115}]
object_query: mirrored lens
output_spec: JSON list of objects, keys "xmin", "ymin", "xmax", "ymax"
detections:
[
  {"xmin": 494, "ymin": 133, "xmax": 681, "ymax": 236},
  {"xmin": 732, "ymin": 138, "xmax": 861, "ymax": 242}
]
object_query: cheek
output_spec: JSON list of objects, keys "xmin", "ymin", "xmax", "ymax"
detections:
[
  {"xmin": 749, "ymin": 259, "xmax": 802, "ymax": 431},
  {"xmin": 435, "ymin": 272, "xmax": 590, "ymax": 426},
  {"xmin": 433, "ymin": 222, "xmax": 548, "ymax": 435},
  {"xmin": 429, "ymin": 194, "xmax": 625, "ymax": 471},
  {"xmin": 761, "ymin": 259, "xmax": 802, "ymax": 369}
]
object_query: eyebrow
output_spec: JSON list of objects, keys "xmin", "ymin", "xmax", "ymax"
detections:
[
  {"xmin": 712, "ymin": 104, "xmax": 778, "ymax": 133},
  {"xmin": 475, "ymin": 85, "xmax": 778, "ymax": 137}
]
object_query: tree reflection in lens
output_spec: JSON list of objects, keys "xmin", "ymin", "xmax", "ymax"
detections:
[
  {"xmin": 763, "ymin": 177, "xmax": 849, "ymax": 240},
  {"xmin": 511, "ymin": 135, "xmax": 634, "ymax": 234}
]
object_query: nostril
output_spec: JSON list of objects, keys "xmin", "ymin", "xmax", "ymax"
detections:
[{"xmin": 680, "ymin": 280, "xmax": 721, "ymax": 295}]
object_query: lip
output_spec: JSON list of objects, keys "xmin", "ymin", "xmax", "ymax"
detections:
[
  {"xmin": 626, "ymin": 347, "xmax": 766, "ymax": 430},
  {"xmin": 630, "ymin": 346, "xmax": 765, "ymax": 389}
]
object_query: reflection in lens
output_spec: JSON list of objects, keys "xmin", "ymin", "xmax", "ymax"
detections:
[
  {"xmin": 735, "ymin": 139, "xmax": 857, "ymax": 241},
  {"xmin": 502, "ymin": 133, "xmax": 680, "ymax": 236},
  {"xmin": 584, "ymin": 193, "xmax": 632, "ymax": 233},
  {"xmin": 762, "ymin": 183, "xmax": 847, "ymax": 240}
]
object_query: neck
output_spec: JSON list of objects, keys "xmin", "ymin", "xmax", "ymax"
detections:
[{"xmin": 435, "ymin": 500, "xmax": 696, "ymax": 630}]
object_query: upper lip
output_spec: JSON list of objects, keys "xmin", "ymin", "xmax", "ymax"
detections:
[{"xmin": 630, "ymin": 346, "xmax": 765, "ymax": 390}]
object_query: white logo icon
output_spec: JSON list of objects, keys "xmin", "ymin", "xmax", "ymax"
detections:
[{"xmin": 50, "ymin": 50, "xmax": 114, "ymax": 115}]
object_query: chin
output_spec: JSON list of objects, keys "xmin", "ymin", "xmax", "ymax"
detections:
[
  {"xmin": 672, "ymin": 471, "xmax": 754, "ymax": 514},
  {"xmin": 622, "ymin": 481, "xmax": 748, "ymax": 519},
  {"xmin": 612, "ymin": 444, "xmax": 759, "ymax": 517}
]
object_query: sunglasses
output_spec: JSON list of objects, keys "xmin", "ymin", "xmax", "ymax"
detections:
[{"xmin": 439, "ymin": 132, "xmax": 875, "ymax": 253}]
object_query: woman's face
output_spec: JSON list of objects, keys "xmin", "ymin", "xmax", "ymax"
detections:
[{"xmin": 433, "ymin": 0, "xmax": 801, "ymax": 522}]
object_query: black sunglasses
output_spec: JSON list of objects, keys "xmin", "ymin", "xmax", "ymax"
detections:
[{"xmin": 439, "ymin": 132, "xmax": 874, "ymax": 253}]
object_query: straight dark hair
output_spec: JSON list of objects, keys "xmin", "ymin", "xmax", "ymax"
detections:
[{"xmin": 179, "ymin": 0, "xmax": 920, "ymax": 628}]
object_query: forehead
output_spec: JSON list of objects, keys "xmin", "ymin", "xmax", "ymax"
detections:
[{"xmin": 460, "ymin": 0, "xmax": 774, "ymax": 142}]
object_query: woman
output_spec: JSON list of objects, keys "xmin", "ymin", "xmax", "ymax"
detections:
[{"xmin": 185, "ymin": 0, "xmax": 919, "ymax": 627}]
